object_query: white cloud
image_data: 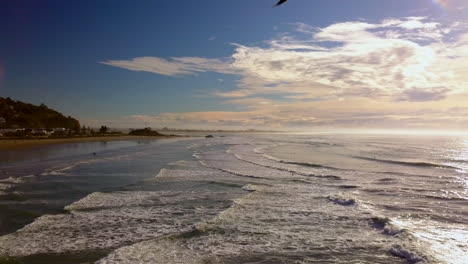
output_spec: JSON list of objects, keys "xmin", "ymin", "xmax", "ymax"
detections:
[{"xmin": 102, "ymin": 17, "xmax": 467, "ymax": 103}]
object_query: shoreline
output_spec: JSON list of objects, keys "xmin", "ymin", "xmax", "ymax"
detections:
[{"xmin": 0, "ymin": 135, "xmax": 181, "ymax": 150}]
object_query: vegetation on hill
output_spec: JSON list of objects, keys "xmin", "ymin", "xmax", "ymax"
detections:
[{"xmin": 0, "ymin": 97, "xmax": 80, "ymax": 130}]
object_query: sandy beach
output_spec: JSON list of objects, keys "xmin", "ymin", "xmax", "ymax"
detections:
[{"xmin": 0, "ymin": 135, "xmax": 179, "ymax": 150}]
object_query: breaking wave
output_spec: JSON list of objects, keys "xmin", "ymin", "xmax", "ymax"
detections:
[{"xmin": 354, "ymin": 156, "xmax": 458, "ymax": 169}]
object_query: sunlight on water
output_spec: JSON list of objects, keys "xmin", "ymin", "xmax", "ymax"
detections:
[
  {"xmin": 440, "ymin": 138, "xmax": 468, "ymax": 200},
  {"xmin": 453, "ymin": 139, "xmax": 468, "ymax": 198},
  {"xmin": 393, "ymin": 219, "xmax": 468, "ymax": 264}
]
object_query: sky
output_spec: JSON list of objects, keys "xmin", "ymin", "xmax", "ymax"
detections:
[{"xmin": 1, "ymin": 0, "xmax": 468, "ymax": 131}]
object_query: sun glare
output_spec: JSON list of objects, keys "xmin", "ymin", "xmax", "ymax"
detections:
[{"xmin": 433, "ymin": 0, "xmax": 451, "ymax": 8}]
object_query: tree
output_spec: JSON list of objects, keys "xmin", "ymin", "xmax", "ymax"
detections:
[{"xmin": 99, "ymin": 125, "xmax": 108, "ymax": 134}]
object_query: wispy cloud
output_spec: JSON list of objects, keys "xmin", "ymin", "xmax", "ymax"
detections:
[{"xmin": 101, "ymin": 56, "xmax": 234, "ymax": 76}]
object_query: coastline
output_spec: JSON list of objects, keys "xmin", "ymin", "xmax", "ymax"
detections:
[{"xmin": 0, "ymin": 135, "xmax": 181, "ymax": 150}]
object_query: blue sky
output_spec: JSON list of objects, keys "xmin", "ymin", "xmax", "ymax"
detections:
[{"xmin": 1, "ymin": 0, "xmax": 468, "ymax": 130}]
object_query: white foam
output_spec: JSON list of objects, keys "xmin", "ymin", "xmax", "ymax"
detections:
[
  {"xmin": 155, "ymin": 160, "xmax": 220, "ymax": 180},
  {"xmin": 97, "ymin": 239, "xmax": 211, "ymax": 264},
  {"xmin": 0, "ymin": 175, "xmax": 36, "ymax": 193},
  {"xmin": 41, "ymin": 164, "xmax": 78, "ymax": 176},
  {"xmin": 64, "ymin": 191, "xmax": 161, "ymax": 211},
  {"xmin": 0, "ymin": 189, "xmax": 232, "ymax": 257},
  {"xmin": 0, "ymin": 160, "xmax": 243, "ymax": 257},
  {"xmin": 0, "ymin": 183, "xmax": 12, "ymax": 191},
  {"xmin": 392, "ymin": 219, "xmax": 468, "ymax": 264},
  {"xmin": 99, "ymin": 180, "xmax": 399, "ymax": 263}
]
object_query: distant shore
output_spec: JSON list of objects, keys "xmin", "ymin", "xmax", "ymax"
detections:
[{"xmin": 0, "ymin": 135, "xmax": 180, "ymax": 150}]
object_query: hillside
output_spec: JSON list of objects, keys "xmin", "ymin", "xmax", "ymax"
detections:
[{"xmin": 0, "ymin": 97, "xmax": 80, "ymax": 130}]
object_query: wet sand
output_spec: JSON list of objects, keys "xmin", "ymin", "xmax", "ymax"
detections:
[{"xmin": 0, "ymin": 135, "xmax": 179, "ymax": 150}]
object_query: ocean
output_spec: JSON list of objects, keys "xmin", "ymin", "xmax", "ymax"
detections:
[{"xmin": 0, "ymin": 134, "xmax": 466, "ymax": 263}]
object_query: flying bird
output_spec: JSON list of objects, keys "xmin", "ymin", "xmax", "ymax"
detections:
[{"xmin": 274, "ymin": 0, "xmax": 288, "ymax": 7}]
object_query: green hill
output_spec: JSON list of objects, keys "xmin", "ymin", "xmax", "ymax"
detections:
[{"xmin": 0, "ymin": 97, "xmax": 80, "ymax": 130}]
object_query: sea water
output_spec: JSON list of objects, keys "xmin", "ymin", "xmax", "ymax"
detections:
[{"xmin": 0, "ymin": 134, "xmax": 466, "ymax": 263}]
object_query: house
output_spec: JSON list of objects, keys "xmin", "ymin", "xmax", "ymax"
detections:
[
  {"xmin": 0, "ymin": 128, "xmax": 21, "ymax": 134},
  {"xmin": 0, "ymin": 128, "xmax": 25, "ymax": 137},
  {"xmin": 52, "ymin": 127, "xmax": 68, "ymax": 136},
  {"xmin": 31, "ymin": 129, "xmax": 49, "ymax": 136}
]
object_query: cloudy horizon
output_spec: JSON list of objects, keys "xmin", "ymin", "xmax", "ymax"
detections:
[
  {"xmin": 2, "ymin": 0, "xmax": 468, "ymax": 132},
  {"xmin": 100, "ymin": 16, "xmax": 468, "ymax": 131}
]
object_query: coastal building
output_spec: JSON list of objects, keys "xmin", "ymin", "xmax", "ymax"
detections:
[
  {"xmin": 0, "ymin": 128, "xmax": 22, "ymax": 133},
  {"xmin": 31, "ymin": 129, "xmax": 49, "ymax": 136},
  {"xmin": 52, "ymin": 127, "xmax": 68, "ymax": 136},
  {"xmin": 0, "ymin": 128, "xmax": 24, "ymax": 137}
]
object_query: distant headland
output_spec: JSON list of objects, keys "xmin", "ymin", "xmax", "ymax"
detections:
[
  {"xmin": 0, "ymin": 97, "xmax": 80, "ymax": 131},
  {"xmin": 0, "ymin": 97, "xmax": 177, "ymax": 149}
]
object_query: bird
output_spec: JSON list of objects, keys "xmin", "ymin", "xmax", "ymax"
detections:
[{"xmin": 274, "ymin": 0, "xmax": 288, "ymax": 7}]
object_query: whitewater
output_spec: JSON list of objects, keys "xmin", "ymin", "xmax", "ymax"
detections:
[{"xmin": 0, "ymin": 134, "xmax": 466, "ymax": 263}]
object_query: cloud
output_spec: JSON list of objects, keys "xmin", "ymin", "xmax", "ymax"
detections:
[
  {"xmin": 107, "ymin": 96, "xmax": 468, "ymax": 130},
  {"xmin": 101, "ymin": 17, "xmax": 468, "ymax": 129},
  {"xmin": 398, "ymin": 87, "xmax": 450, "ymax": 102},
  {"xmin": 226, "ymin": 17, "xmax": 462, "ymax": 101},
  {"xmin": 101, "ymin": 56, "xmax": 234, "ymax": 76},
  {"xmin": 103, "ymin": 17, "xmax": 467, "ymax": 102}
]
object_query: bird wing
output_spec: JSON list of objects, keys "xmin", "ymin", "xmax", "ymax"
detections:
[{"xmin": 275, "ymin": 0, "xmax": 288, "ymax": 6}]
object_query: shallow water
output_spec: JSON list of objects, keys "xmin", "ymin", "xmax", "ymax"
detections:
[
  {"xmin": 0, "ymin": 138, "xmax": 195, "ymax": 235},
  {"xmin": 0, "ymin": 134, "xmax": 466, "ymax": 263}
]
